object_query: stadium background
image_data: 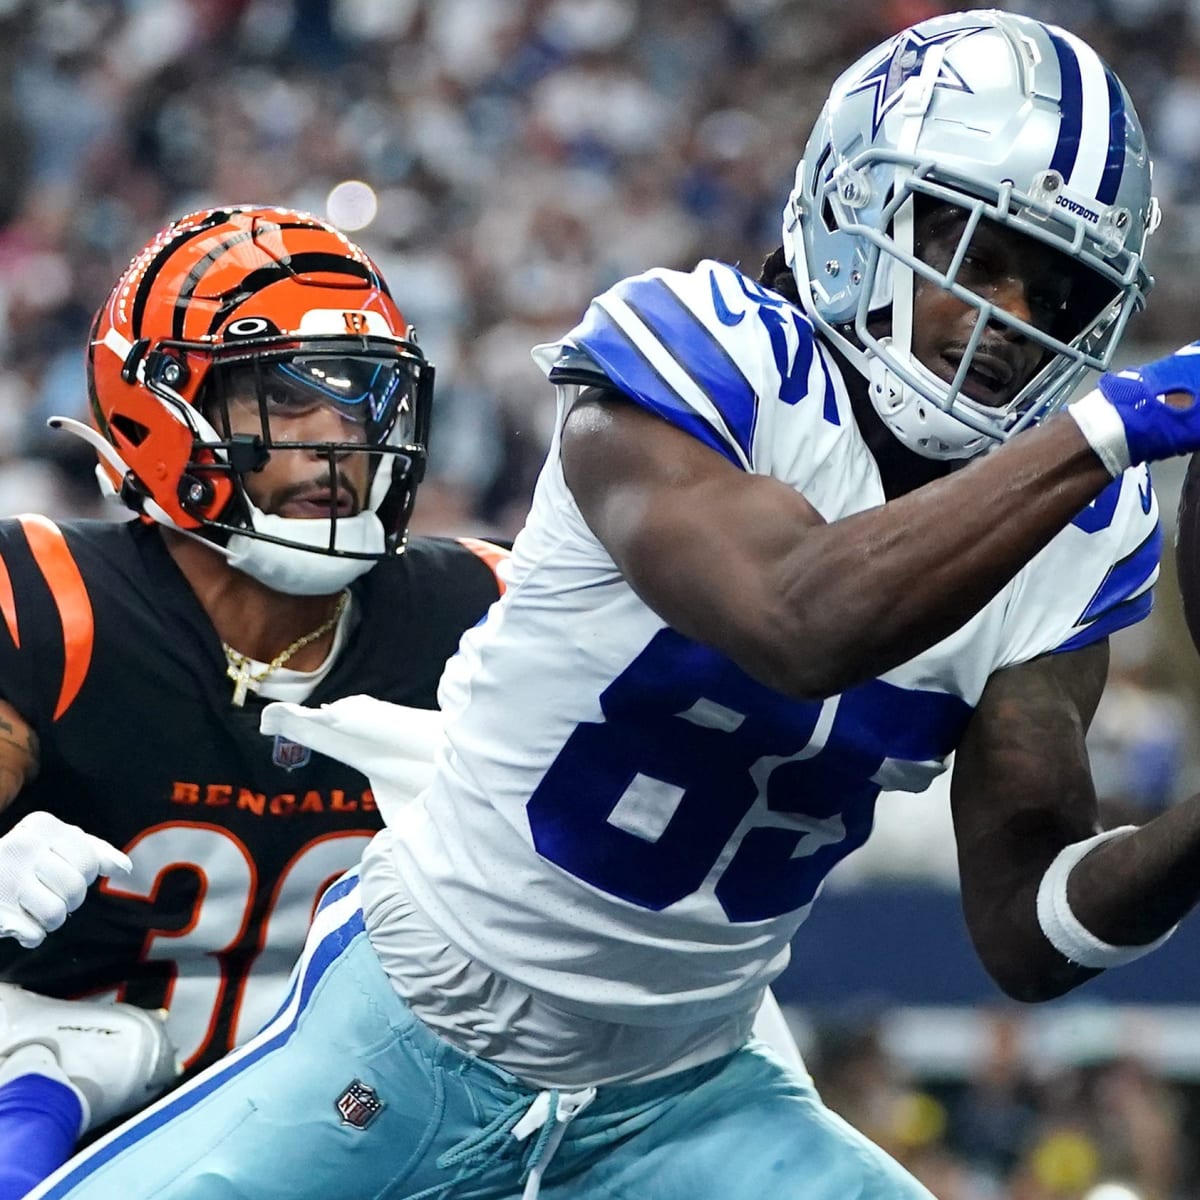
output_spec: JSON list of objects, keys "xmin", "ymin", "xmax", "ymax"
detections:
[{"xmin": 2, "ymin": 0, "xmax": 1199, "ymax": 1195}]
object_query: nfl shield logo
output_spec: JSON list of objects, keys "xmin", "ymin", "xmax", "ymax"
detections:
[
  {"xmin": 272, "ymin": 735, "xmax": 311, "ymax": 771},
  {"xmin": 335, "ymin": 1079, "xmax": 383, "ymax": 1129}
]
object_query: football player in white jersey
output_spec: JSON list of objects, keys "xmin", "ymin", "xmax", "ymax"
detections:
[{"xmin": 30, "ymin": 11, "xmax": 1200, "ymax": 1200}]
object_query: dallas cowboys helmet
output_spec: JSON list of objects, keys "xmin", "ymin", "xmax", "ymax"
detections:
[{"xmin": 783, "ymin": 8, "xmax": 1159, "ymax": 459}]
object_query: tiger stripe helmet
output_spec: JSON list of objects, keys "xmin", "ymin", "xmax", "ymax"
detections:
[{"xmin": 85, "ymin": 205, "xmax": 432, "ymax": 589}]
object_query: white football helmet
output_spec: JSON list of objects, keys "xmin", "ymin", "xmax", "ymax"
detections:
[{"xmin": 783, "ymin": 9, "xmax": 1159, "ymax": 459}]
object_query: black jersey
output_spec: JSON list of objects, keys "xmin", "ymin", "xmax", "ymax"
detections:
[{"xmin": 0, "ymin": 516, "xmax": 504, "ymax": 1074}]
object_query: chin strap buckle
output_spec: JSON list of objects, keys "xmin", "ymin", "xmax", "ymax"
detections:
[{"xmin": 226, "ymin": 435, "xmax": 270, "ymax": 474}]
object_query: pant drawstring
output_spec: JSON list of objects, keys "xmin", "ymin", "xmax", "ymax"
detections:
[
  {"xmin": 512, "ymin": 1087, "xmax": 597, "ymax": 1200},
  {"xmin": 413, "ymin": 1085, "xmax": 596, "ymax": 1200}
]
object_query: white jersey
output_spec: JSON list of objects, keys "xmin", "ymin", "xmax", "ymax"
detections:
[{"xmin": 390, "ymin": 260, "xmax": 1160, "ymax": 1028}]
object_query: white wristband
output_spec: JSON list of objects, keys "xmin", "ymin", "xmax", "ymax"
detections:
[
  {"xmin": 1036, "ymin": 825, "xmax": 1177, "ymax": 969},
  {"xmin": 1067, "ymin": 388, "xmax": 1132, "ymax": 477}
]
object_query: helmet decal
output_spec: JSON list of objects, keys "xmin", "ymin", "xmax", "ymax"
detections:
[
  {"xmin": 1045, "ymin": 28, "xmax": 1126, "ymax": 205},
  {"xmin": 847, "ymin": 24, "xmax": 985, "ymax": 138}
]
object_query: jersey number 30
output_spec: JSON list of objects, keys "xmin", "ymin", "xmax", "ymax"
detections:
[{"xmin": 99, "ymin": 823, "xmax": 370, "ymax": 1068}]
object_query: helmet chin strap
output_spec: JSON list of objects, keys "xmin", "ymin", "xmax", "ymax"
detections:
[
  {"xmin": 223, "ymin": 507, "xmax": 384, "ymax": 595},
  {"xmin": 865, "ymin": 344, "xmax": 990, "ymax": 460}
]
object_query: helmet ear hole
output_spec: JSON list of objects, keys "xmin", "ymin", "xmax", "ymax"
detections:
[{"xmin": 110, "ymin": 414, "xmax": 151, "ymax": 446}]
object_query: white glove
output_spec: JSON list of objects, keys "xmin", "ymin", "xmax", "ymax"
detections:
[
  {"xmin": 260, "ymin": 697, "xmax": 445, "ymax": 826},
  {"xmin": 0, "ymin": 811, "xmax": 132, "ymax": 948}
]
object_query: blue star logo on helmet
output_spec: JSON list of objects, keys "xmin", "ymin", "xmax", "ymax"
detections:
[{"xmin": 848, "ymin": 25, "xmax": 985, "ymax": 138}]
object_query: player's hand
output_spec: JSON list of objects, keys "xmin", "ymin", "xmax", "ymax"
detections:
[
  {"xmin": 0, "ymin": 811, "xmax": 132, "ymax": 948},
  {"xmin": 1073, "ymin": 342, "xmax": 1200, "ymax": 472}
]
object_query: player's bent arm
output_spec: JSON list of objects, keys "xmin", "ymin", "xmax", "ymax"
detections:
[
  {"xmin": 562, "ymin": 389, "xmax": 1115, "ymax": 699},
  {"xmin": 0, "ymin": 697, "xmax": 39, "ymax": 812},
  {"xmin": 950, "ymin": 643, "xmax": 1200, "ymax": 1001}
]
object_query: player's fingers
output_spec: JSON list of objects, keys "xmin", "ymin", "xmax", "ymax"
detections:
[
  {"xmin": 53, "ymin": 823, "xmax": 131, "ymax": 880},
  {"xmin": 85, "ymin": 837, "xmax": 132, "ymax": 879},
  {"xmin": 34, "ymin": 853, "xmax": 91, "ymax": 913},
  {"xmin": 19, "ymin": 877, "xmax": 71, "ymax": 932},
  {"xmin": 0, "ymin": 907, "xmax": 46, "ymax": 949}
]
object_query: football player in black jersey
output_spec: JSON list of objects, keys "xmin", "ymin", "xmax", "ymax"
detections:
[{"xmin": 0, "ymin": 206, "xmax": 507, "ymax": 1198}]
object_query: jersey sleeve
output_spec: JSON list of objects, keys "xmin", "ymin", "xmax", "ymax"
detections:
[
  {"xmin": 538, "ymin": 260, "xmax": 840, "ymax": 476},
  {"xmin": 997, "ymin": 465, "xmax": 1160, "ymax": 667},
  {"xmin": 0, "ymin": 517, "xmax": 72, "ymax": 731}
]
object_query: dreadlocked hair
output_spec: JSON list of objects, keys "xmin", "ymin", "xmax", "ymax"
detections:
[{"xmin": 758, "ymin": 246, "xmax": 801, "ymax": 305}]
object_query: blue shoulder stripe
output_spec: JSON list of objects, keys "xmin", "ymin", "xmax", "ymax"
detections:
[
  {"xmin": 620, "ymin": 278, "xmax": 758, "ymax": 460},
  {"xmin": 569, "ymin": 300, "xmax": 744, "ymax": 467},
  {"xmin": 573, "ymin": 274, "xmax": 759, "ymax": 459}
]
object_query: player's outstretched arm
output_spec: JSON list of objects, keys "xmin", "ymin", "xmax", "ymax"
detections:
[
  {"xmin": 949, "ymin": 644, "xmax": 1200, "ymax": 1001},
  {"xmin": 562, "ymin": 345, "xmax": 1200, "ymax": 700},
  {"xmin": 0, "ymin": 811, "xmax": 131, "ymax": 949}
]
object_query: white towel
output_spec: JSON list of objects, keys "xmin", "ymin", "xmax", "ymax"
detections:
[{"xmin": 259, "ymin": 697, "xmax": 445, "ymax": 826}]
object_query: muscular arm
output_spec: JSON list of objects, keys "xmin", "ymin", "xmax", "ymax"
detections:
[
  {"xmin": 0, "ymin": 697, "xmax": 37, "ymax": 811},
  {"xmin": 561, "ymin": 389, "xmax": 1114, "ymax": 698},
  {"xmin": 952, "ymin": 644, "xmax": 1200, "ymax": 1000},
  {"xmin": 951, "ymin": 644, "xmax": 1107, "ymax": 1000}
]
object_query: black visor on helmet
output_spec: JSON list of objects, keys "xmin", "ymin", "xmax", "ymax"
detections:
[{"xmin": 210, "ymin": 353, "xmax": 423, "ymax": 449}]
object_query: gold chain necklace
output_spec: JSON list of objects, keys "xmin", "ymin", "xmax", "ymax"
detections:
[{"xmin": 223, "ymin": 590, "xmax": 350, "ymax": 707}]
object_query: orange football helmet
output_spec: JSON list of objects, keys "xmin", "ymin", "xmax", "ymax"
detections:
[{"xmin": 76, "ymin": 205, "xmax": 432, "ymax": 593}]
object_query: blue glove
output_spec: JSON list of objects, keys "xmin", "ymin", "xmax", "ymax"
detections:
[{"xmin": 1084, "ymin": 342, "xmax": 1200, "ymax": 469}]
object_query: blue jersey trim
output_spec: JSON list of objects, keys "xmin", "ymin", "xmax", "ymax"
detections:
[
  {"xmin": 620, "ymin": 278, "xmax": 758, "ymax": 460},
  {"xmin": 1054, "ymin": 588, "xmax": 1154, "ymax": 654},
  {"xmin": 570, "ymin": 302, "xmax": 744, "ymax": 466},
  {"xmin": 1077, "ymin": 522, "xmax": 1161, "ymax": 625}
]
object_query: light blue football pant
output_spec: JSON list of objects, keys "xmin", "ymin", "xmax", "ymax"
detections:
[{"xmin": 29, "ymin": 873, "xmax": 933, "ymax": 1200}]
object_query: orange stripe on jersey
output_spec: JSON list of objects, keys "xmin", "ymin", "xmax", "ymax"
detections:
[
  {"xmin": 0, "ymin": 554, "xmax": 18, "ymax": 649},
  {"xmin": 456, "ymin": 537, "xmax": 510, "ymax": 595},
  {"xmin": 17, "ymin": 515, "xmax": 93, "ymax": 719}
]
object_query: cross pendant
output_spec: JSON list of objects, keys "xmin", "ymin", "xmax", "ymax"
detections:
[{"xmin": 228, "ymin": 660, "xmax": 254, "ymax": 707}]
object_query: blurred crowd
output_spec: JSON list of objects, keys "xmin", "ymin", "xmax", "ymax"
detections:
[
  {"xmin": 6, "ymin": 0, "xmax": 1200, "ymax": 537},
  {"xmin": 7, "ymin": 1, "xmax": 1200, "ymax": 1195},
  {"xmin": 806, "ymin": 1009, "xmax": 1197, "ymax": 1200}
]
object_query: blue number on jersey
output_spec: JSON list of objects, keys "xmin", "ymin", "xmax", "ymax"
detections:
[{"xmin": 526, "ymin": 629, "xmax": 972, "ymax": 921}]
